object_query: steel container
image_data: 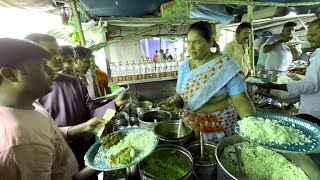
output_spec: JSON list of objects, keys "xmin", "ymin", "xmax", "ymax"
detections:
[
  {"xmin": 139, "ymin": 144, "xmax": 194, "ymax": 180},
  {"xmin": 154, "ymin": 120, "xmax": 194, "ymax": 146},
  {"xmin": 138, "ymin": 110, "xmax": 171, "ymax": 128}
]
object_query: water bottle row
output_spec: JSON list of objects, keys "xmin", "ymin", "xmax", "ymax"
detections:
[{"xmin": 110, "ymin": 61, "xmax": 184, "ymax": 82}]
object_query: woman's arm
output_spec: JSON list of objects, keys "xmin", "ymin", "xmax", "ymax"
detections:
[{"xmin": 230, "ymin": 92, "xmax": 256, "ymax": 118}]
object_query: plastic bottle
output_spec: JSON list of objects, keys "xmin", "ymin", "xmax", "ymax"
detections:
[
  {"xmin": 155, "ymin": 61, "xmax": 161, "ymax": 78},
  {"xmin": 125, "ymin": 61, "xmax": 133, "ymax": 81},
  {"xmin": 132, "ymin": 61, "xmax": 139, "ymax": 80},
  {"xmin": 139, "ymin": 60, "xmax": 146, "ymax": 79},
  {"xmin": 110, "ymin": 62, "xmax": 118, "ymax": 82},
  {"xmin": 146, "ymin": 62, "xmax": 153, "ymax": 78},
  {"xmin": 118, "ymin": 62, "xmax": 126, "ymax": 82}
]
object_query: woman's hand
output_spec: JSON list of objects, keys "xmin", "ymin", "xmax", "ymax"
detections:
[{"xmin": 158, "ymin": 94, "xmax": 184, "ymax": 111}]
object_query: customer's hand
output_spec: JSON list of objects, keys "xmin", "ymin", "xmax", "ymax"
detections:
[
  {"xmin": 83, "ymin": 117, "xmax": 106, "ymax": 133},
  {"xmin": 114, "ymin": 88, "xmax": 130, "ymax": 108},
  {"xmin": 158, "ymin": 95, "xmax": 184, "ymax": 111}
]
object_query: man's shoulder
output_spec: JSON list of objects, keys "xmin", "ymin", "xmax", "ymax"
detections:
[
  {"xmin": 96, "ymin": 69, "xmax": 108, "ymax": 76},
  {"xmin": 225, "ymin": 40, "xmax": 238, "ymax": 49},
  {"xmin": 226, "ymin": 40, "xmax": 236, "ymax": 46},
  {"xmin": 55, "ymin": 74, "xmax": 84, "ymax": 88},
  {"xmin": 0, "ymin": 107, "xmax": 52, "ymax": 151}
]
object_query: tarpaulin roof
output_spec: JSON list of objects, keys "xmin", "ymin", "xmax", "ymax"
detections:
[
  {"xmin": 0, "ymin": 0, "xmax": 318, "ymax": 25},
  {"xmin": 77, "ymin": 0, "xmax": 320, "ymax": 24}
]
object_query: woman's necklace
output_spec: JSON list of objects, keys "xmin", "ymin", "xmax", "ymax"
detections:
[{"xmin": 191, "ymin": 53, "xmax": 212, "ymax": 70}]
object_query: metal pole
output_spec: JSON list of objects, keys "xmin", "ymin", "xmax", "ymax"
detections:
[
  {"xmin": 247, "ymin": 3, "xmax": 255, "ymax": 76},
  {"xmin": 70, "ymin": 0, "xmax": 86, "ymax": 46},
  {"xmin": 76, "ymin": 1, "xmax": 92, "ymax": 21}
]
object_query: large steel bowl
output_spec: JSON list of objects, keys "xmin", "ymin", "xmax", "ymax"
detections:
[
  {"xmin": 154, "ymin": 120, "xmax": 194, "ymax": 146},
  {"xmin": 215, "ymin": 135, "xmax": 320, "ymax": 180},
  {"xmin": 138, "ymin": 110, "xmax": 171, "ymax": 128},
  {"xmin": 139, "ymin": 144, "xmax": 193, "ymax": 180}
]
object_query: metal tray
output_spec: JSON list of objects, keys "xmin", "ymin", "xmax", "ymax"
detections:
[
  {"xmin": 235, "ymin": 113, "xmax": 320, "ymax": 154},
  {"xmin": 84, "ymin": 127, "xmax": 159, "ymax": 171}
]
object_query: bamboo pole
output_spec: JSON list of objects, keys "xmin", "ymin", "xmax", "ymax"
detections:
[
  {"xmin": 247, "ymin": 3, "xmax": 255, "ymax": 76},
  {"xmin": 70, "ymin": 0, "xmax": 86, "ymax": 46},
  {"xmin": 70, "ymin": 0, "xmax": 102, "ymax": 97},
  {"xmin": 184, "ymin": 0, "xmax": 320, "ymax": 7}
]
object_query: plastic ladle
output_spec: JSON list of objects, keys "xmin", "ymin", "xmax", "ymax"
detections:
[
  {"xmin": 177, "ymin": 112, "xmax": 187, "ymax": 138},
  {"xmin": 200, "ymin": 132, "xmax": 205, "ymax": 160}
]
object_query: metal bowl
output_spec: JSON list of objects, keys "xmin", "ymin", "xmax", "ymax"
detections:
[
  {"xmin": 139, "ymin": 144, "xmax": 193, "ymax": 180},
  {"xmin": 138, "ymin": 110, "xmax": 171, "ymax": 128},
  {"xmin": 154, "ymin": 120, "xmax": 194, "ymax": 146}
]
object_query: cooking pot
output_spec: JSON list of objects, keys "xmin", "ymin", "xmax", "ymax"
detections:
[
  {"xmin": 215, "ymin": 135, "xmax": 320, "ymax": 180},
  {"xmin": 138, "ymin": 110, "xmax": 171, "ymax": 128},
  {"xmin": 139, "ymin": 144, "xmax": 193, "ymax": 180},
  {"xmin": 153, "ymin": 120, "xmax": 194, "ymax": 146},
  {"xmin": 186, "ymin": 141, "xmax": 217, "ymax": 180}
]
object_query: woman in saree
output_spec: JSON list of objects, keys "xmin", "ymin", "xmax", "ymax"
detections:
[{"xmin": 160, "ymin": 21, "xmax": 255, "ymax": 141}]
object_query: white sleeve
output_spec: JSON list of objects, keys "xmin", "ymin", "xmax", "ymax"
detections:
[
  {"xmin": 264, "ymin": 35, "xmax": 276, "ymax": 46},
  {"xmin": 287, "ymin": 60, "xmax": 320, "ymax": 95}
]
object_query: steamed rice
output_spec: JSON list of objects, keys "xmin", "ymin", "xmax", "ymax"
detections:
[
  {"xmin": 220, "ymin": 142, "xmax": 310, "ymax": 180},
  {"xmin": 238, "ymin": 116, "xmax": 312, "ymax": 145},
  {"xmin": 94, "ymin": 129, "xmax": 157, "ymax": 168}
]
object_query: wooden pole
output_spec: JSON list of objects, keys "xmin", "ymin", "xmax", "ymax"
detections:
[
  {"xmin": 247, "ymin": 3, "xmax": 255, "ymax": 76},
  {"xmin": 184, "ymin": 0, "xmax": 320, "ymax": 7}
]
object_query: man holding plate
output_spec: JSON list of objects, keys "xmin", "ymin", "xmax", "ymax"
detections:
[{"xmin": 254, "ymin": 19, "xmax": 320, "ymax": 125}]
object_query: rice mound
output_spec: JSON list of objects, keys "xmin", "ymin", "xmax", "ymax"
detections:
[
  {"xmin": 220, "ymin": 142, "xmax": 310, "ymax": 180},
  {"xmin": 238, "ymin": 117, "xmax": 312, "ymax": 145},
  {"xmin": 94, "ymin": 129, "xmax": 157, "ymax": 168}
]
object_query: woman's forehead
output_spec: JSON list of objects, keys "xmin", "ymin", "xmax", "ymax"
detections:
[{"xmin": 187, "ymin": 30, "xmax": 206, "ymax": 40}]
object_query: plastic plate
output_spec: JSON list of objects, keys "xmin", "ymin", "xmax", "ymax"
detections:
[
  {"xmin": 84, "ymin": 127, "xmax": 159, "ymax": 171},
  {"xmin": 235, "ymin": 113, "xmax": 320, "ymax": 154}
]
